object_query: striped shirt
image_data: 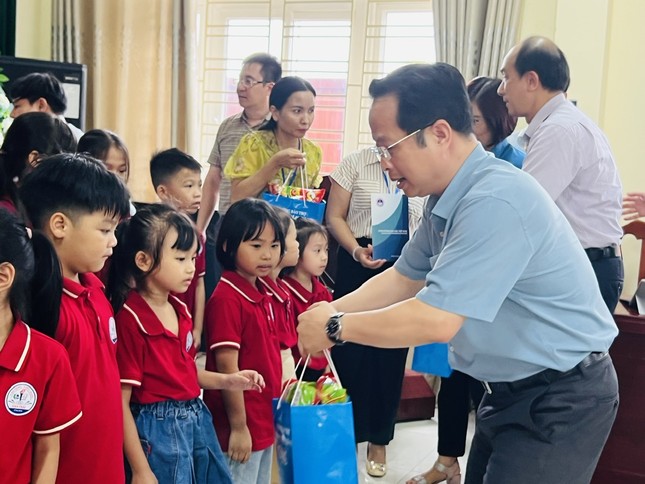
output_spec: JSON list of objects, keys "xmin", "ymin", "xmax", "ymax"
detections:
[
  {"xmin": 330, "ymin": 148, "xmax": 425, "ymax": 238},
  {"xmin": 206, "ymin": 112, "xmax": 270, "ymax": 215}
]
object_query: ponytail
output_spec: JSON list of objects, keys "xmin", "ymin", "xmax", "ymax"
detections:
[{"xmin": 28, "ymin": 230, "xmax": 62, "ymax": 338}]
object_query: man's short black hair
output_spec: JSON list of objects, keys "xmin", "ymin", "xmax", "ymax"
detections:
[
  {"xmin": 369, "ymin": 63, "xmax": 473, "ymax": 138},
  {"xmin": 515, "ymin": 37, "xmax": 570, "ymax": 92},
  {"xmin": 243, "ymin": 53, "xmax": 282, "ymax": 83},
  {"xmin": 10, "ymin": 72, "xmax": 68, "ymax": 114},
  {"xmin": 149, "ymin": 148, "xmax": 202, "ymax": 189},
  {"xmin": 19, "ymin": 153, "xmax": 130, "ymax": 230}
]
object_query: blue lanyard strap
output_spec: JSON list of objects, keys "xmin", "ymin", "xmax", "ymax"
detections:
[{"xmin": 382, "ymin": 171, "xmax": 399, "ymax": 194}]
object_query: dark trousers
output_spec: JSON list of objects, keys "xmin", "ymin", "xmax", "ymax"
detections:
[
  {"xmin": 438, "ymin": 370, "xmax": 485, "ymax": 457},
  {"xmin": 589, "ymin": 255, "xmax": 623, "ymax": 313},
  {"xmin": 465, "ymin": 353, "xmax": 618, "ymax": 484},
  {"xmin": 332, "ymin": 241, "xmax": 408, "ymax": 445}
]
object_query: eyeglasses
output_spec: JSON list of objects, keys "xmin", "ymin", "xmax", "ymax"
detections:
[
  {"xmin": 370, "ymin": 122, "xmax": 434, "ymax": 161},
  {"xmin": 238, "ymin": 77, "xmax": 265, "ymax": 88}
]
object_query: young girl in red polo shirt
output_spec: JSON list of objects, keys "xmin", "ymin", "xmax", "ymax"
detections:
[
  {"xmin": 107, "ymin": 204, "xmax": 265, "ymax": 484},
  {"xmin": 282, "ymin": 217, "xmax": 332, "ymax": 381},
  {"xmin": 0, "ymin": 209, "xmax": 82, "ymax": 484},
  {"xmin": 258, "ymin": 208, "xmax": 300, "ymax": 384},
  {"xmin": 204, "ymin": 198, "xmax": 285, "ymax": 484}
]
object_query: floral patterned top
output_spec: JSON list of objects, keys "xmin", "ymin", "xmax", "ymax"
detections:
[{"xmin": 224, "ymin": 130, "xmax": 323, "ymax": 195}]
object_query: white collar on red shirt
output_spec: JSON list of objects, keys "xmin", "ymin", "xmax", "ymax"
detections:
[
  {"xmin": 281, "ymin": 276, "xmax": 311, "ymax": 304},
  {"xmin": 257, "ymin": 276, "xmax": 289, "ymax": 303},
  {"xmin": 220, "ymin": 272, "xmax": 265, "ymax": 304},
  {"xmin": 122, "ymin": 291, "xmax": 191, "ymax": 336},
  {"xmin": 0, "ymin": 321, "xmax": 31, "ymax": 372},
  {"xmin": 62, "ymin": 272, "xmax": 104, "ymax": 299}
]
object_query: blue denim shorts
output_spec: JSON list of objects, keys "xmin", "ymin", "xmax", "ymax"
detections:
[{"xmin": 128, "ymin": 398, "xmax": 232, "ymax": 484}]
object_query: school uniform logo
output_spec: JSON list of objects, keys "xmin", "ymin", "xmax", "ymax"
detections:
[
  {"xmin": 186, "ymin": 331, "xmax": 194, "ymax": 352},
  {"xmin": 109, "ymin": 317, "xmax": 118, "ymax": 344},
  {"xmin": 5, "ymin": 382, "xmax": 37, "ymax": 416}
]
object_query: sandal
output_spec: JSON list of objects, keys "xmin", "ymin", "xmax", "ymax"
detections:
[{"xmin": 407, "ymin": 459, "xmax": 461, "ymax": 484}]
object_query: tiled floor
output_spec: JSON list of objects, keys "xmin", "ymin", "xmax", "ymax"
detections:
[{"xmin": 354, "ymin": 414, "xmax": 476, "ymax": 484}]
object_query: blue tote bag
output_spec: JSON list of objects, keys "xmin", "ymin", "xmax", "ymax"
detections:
[
  {"xmin": 412, "ymin": 343, "xmax": 453, "ymax": 377},
  {"xmin": 273, "ymin": 352, "xmax": 358, "ymax": 484}
]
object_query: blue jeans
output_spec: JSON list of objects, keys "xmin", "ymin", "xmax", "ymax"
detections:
[
  {"xmin": 129, "ymin": 398, "xmax": 233, "ymax": 484},
  {"xmin": 228, "ymin": 447, "xmax": 273, "ymax": 484}
]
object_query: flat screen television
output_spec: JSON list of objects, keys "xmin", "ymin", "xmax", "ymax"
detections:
[{"xmin": 0, "ymin": 55, "xmax": 87, "ymax": 130}]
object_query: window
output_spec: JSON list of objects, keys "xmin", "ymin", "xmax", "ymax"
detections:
[{"xmin": 198, "ymin": 0, "xmax": 434, "ymax": 174}]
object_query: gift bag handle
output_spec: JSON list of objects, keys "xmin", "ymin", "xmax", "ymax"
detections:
[{"xmin": 276, "ymin": 349, "xmax": 341, "ymax": 409}]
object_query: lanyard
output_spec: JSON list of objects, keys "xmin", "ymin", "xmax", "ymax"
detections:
[{"xmin": 382, "ymin": 171, "xmax": 399, "ymax": 195}]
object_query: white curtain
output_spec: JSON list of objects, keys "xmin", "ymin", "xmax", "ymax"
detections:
[{"xmin": 433, "ymin": 0, "xmax": 521, "ymax": 81}]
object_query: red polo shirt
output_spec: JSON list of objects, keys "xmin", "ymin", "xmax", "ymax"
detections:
[
  {"xmin": 0, "ymin": 321, "xmax": 82, "ymax": 484},
  {"xmin": 203, "ymin": 271, "xmax": 282, "ymax": 452},
  {"xmin": 258, "ymin": 276, "xmax": 298, "ymax": 349},
  {"xmin": 282, "ymin": 276, "xmax": 332, "ymax": 371},
  {"xmin": 56, "ymin": 273, "xmax": 124, "ymax": 484},
  {"xmin": 172, "ymin": 232, "xmax": 206, "ymax": 324},
  {"xmin": 116, "ymin": 292, "xmax": 201, "ymax": 404}
]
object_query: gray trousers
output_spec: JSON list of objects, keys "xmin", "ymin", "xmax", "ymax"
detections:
[{"xmin": 465, "ymin": 352, "xmax": 618, "ymax": 484}]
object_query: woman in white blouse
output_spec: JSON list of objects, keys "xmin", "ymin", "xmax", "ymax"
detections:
[{"xmin": 326, "ymin": 147, "xmax": 424, "ymax": 478}]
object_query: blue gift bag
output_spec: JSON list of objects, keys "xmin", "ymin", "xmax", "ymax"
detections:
[
  {"xmin": 273, "ymin": 399, "xmax": 358, "ymax": 484},
  {"xmin": 262, "ymin": 192, "xmax": 326, "ymax": 223},
  {"xmin": 412, "ymin": 343, "xmax": 453, "ymax": 377},
  {"xmin": 273, "ymin": 351, "xmax": 358, "ymax": 484}
]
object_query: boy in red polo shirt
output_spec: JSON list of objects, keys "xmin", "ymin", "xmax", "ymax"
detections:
[
  {"xmin": 19, "ymin": 154, "xmax": 131, "ymax": 484},
  {"xmin": 0, "ymin": 209, "xmax": 82, "ymax": 484},
  {"xmin": 150, "ymin": 148, "xmax": 205, "ymax": 349}
]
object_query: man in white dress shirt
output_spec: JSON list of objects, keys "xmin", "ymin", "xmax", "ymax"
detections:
[
  {"xmin": 498, "ymin": 36, "xmax": 623, "ymax": 312},
  {"xmin": 10, "ymin": 72, "xmax": 84, "ymax": 140}
]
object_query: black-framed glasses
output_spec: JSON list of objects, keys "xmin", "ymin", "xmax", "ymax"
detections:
[
  {"xmin": 238, "ymin": 76, "xmax": 265, "ymax": 88},
  {"xmin": 370, "ymin": 122, "xmax": 435, "ymax": 161}
]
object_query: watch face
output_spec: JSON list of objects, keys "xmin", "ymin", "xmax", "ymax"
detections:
[{"xmin": 326, "ymin": 314, "xmax": 343, "ymax": 343}]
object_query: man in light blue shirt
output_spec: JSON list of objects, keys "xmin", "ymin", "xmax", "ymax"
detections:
[{"xmin": 298, "ymin": 63, "xmax": 618, "ymax": 484}]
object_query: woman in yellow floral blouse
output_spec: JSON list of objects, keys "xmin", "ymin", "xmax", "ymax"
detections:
[{"xmin": 225, "ymin": 76, "xmax": 322, "ymax": 202}]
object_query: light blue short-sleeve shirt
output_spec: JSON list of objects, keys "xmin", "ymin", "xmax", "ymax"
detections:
[{"xmin": 395, "ymin": 145, "xmax": 618, "ymax": 382}]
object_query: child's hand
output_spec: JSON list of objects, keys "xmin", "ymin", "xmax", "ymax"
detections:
[
  {"xmin": 225, "ymin": 370, "xmax": 265, "ymax": 392},
  {"xmin": 192, "ymin": 329, "xmax": 202, "ymax": 351},
  {"xmin": 131, "ymin": 469, "xmax": 158, "ymax": 484},
  {"xmin": 229, "ymin": 426, "xmax": 253, "ymax": 463}
]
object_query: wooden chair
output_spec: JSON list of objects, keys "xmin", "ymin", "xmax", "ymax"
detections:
[{"xmin": 623, "ymin": 220, "xmax": 645, "ymax": 282}]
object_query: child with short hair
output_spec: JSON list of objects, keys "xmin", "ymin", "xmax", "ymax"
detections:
[
  {"xmin": 150, "ymin": 148, "xmax": 205, "ymax": 349},
  {"xmin": 18, "ymin": 153, "xmax": 131, "ymax": 484},
  {"xmin": 0, "ymin": 209, "xmax": 82, "ymax": 484},
  {"xmin": 282, "ymin": 217, "xmax": 332, "ymax": 380},
  {"xmin": 107, "ymin": 204, "xmax": 264, "ymax": 483},
  {"xmin": 204, "ymin": 198, "xmax": 284, "ymax": 484},
  {"xmin": 258, "ymin": 207, "xmax": 300, "ymax": 383}
]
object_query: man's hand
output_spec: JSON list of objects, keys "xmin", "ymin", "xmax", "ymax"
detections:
[
  {"xmin": 297, "ymin": 301, "xmax": 338, "ymax": 355},
  {"xmin": 623, "ymin": 192, "xmax": 645, "ymax": 221}
]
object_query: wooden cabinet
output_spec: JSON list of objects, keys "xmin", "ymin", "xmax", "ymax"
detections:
[{"xmin": 592, "ymin": 302, "xmax": 645, "ymax": 483}]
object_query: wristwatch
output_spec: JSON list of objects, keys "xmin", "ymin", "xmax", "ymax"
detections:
[{"xmin": 325, "ymin": 312, "xmax": 346, "ymax": 345}]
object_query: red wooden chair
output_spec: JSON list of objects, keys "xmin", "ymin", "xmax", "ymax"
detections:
[{"xmin": 623, "ymin": 220, "xmax": 645, "ymax": 282}]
